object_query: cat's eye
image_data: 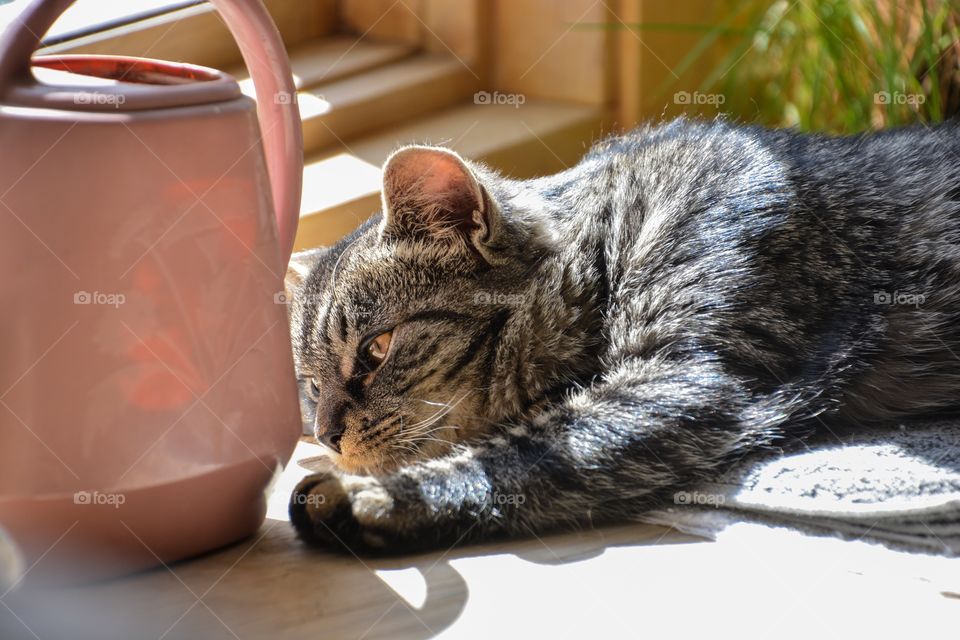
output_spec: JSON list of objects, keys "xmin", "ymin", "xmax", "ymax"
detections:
[
  {"xmin": 308, "ymin": 378, "xmax": 320, "ymax": 401},
  {"xmin": 366, "ymin": 331, "xmax": 392, "ymax": 366}
]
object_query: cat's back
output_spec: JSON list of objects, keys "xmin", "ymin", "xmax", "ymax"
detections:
[
  {"xmin": 586, "ymin": 117, "xmax": 960, "ymax": 197},
  {"xmin": 579, "ymin": 117, "xmax": 960, "ymax": 269},
  {"xmin": 574, "ymin": 118, "xmax": 960, "ymax": 421}
]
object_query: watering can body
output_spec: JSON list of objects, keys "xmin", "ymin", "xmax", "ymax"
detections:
[{"xmin": 0, "ymin": 0, "xmax": 303, "ymax": 583}]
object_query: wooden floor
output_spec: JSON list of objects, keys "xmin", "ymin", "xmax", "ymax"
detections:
[{"xmin": 4, "ymin": 439, "xmax": 959, "ymax": 639}]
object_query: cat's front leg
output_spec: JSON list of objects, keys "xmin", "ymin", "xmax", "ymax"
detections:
[
  {"xmin": 290, "ymin": 444, "xmax": 502, "ymax": 553},
  {"xmin": 290, "ymin": 358, "xmax": 788, "ymax": 553},
  {"xmin": 288, "ymin": 408, "xmax": 669, "ymax": 554}
]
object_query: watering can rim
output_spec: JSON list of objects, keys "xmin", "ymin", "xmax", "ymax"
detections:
[{"xmin": 3, "ymin": 53, "xmax": 246, "ymax": 112}]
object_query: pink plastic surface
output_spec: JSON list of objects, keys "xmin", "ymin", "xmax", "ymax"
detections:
[{"xmin": 0, "ymin": 0, "xmax": 304, "ymax": 583}]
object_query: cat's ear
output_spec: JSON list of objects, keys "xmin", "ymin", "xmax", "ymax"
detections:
[
  {"xmin": 380, "ymin": 145, "xmax": 496, "ymax": 252},
  {"xmin": 285, "ymin": 248, "xmax": 325, "ymax": 298}
]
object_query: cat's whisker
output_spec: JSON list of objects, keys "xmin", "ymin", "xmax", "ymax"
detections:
[
  {"xmin": 404, "ymin": 392, "xmax": 471, "ymax": 433},
  {"xmin": 402, "ymin": 435, "xmax": 454, "ymax": 446},
  {"xmin": 417, "ymin": 398, "xmax": 451, "ymax": 407},
  {"xmin": 397, "ymin": 422, "xmax": 463, "ymax": 449},
  {"xmin": 403, "ymin": 416, "xmax": 462, "ymax": 434},
  {"xmin": 403, "ymin": 407, "xmax": 446, "ymax": 432},
  {"xmin": 392, "ymin": 443, "xmax": 421, "ymax": 458},
  {"xmin": 404, "ymin": 400, "xmax": 456, "ymax": 431},
  {"xmin": 401, "ymin": 424, "xmax": 460, "ymax": 439}
]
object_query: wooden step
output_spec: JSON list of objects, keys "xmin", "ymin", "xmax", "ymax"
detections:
[
  {"xmin": 295, "ymin": 54, "xmax": 480, "ymax": 153},
  {"xmin": 231, "ymin": 36, "xmax": 415, "ymax": 93},
  {"xmin": 294, "ymin": 100, "xmax": 607, "ymax": 249},
  {"xmin": 231, "ymin": 40, "xmax": 479, "ymax": 155}
]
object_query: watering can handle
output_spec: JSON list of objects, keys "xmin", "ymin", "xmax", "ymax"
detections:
[{"xmin": 0, "ymin": 0, "xmax": 303, "ymax": 264}]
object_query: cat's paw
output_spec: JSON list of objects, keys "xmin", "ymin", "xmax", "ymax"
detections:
[{"xmin": 289, "ymin": 471, "xmax": 400, "ymax": 553}]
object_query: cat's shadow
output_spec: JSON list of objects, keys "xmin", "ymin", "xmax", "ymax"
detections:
[
  {"xmin": 285, "ymin": 450, "xmax": 708, "ymax": 639},
  {"xmin": 343, "ymin": 418, "xmax": 960, "ymax": 638},
  {"xmin": 0, "ymin": 526, "xmax": 698, "ymax": 640},
  {"xmin": 281, "ymin": 417, "xmax": 960, "ymax": 639},
  {"xmin": 0, "ymin": 518, "xmax": 697, "ymax": 640},
  {"xmin": 343, "ymin": 522, "xmax": 698, "ymax": 639}
]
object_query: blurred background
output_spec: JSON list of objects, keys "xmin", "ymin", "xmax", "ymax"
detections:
[{"xmin": 20, "ymin": 0, "xmax": 960, "ymax": 249}]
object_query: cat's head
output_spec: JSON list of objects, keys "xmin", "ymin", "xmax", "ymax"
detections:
[{"xmin": 285, "ymin": 145, "xmax": 555, "ymax": 473}]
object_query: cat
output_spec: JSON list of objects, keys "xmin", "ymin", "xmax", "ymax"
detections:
[{"xmin": 285, "ymin": 117, "xmax": 960, "ymax": 553}]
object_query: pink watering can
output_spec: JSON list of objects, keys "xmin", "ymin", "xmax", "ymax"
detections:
[{"xmin": 0, "ymin": 0, "xmax": 303, "ymax": 583}]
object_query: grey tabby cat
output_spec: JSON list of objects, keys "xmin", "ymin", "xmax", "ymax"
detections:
[{"xmin": 286, "ymin": 118, "xmax": 960, "ymax": 553}]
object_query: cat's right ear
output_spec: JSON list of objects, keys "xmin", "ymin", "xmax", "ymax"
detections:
[
  {"xmin": 285, "ymin": 248, "xmax": 325, "ymax": 298},
  {"xmin": 378, "ymin": 145, "xmax": 501, "ymax": 260}
]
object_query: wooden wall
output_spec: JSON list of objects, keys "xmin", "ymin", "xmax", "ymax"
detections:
[{"xmin": 338, "ymin": 0, "xmax": 732, "ymax": 131}]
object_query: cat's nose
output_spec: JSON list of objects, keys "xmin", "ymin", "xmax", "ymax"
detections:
[
  {"xmin": 315, "ymin": 410, "xmax": 346, "ymax": 453},
  {"xmin": 318, "ymin": 428, "xmax": 343, "ymax": 454}
]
